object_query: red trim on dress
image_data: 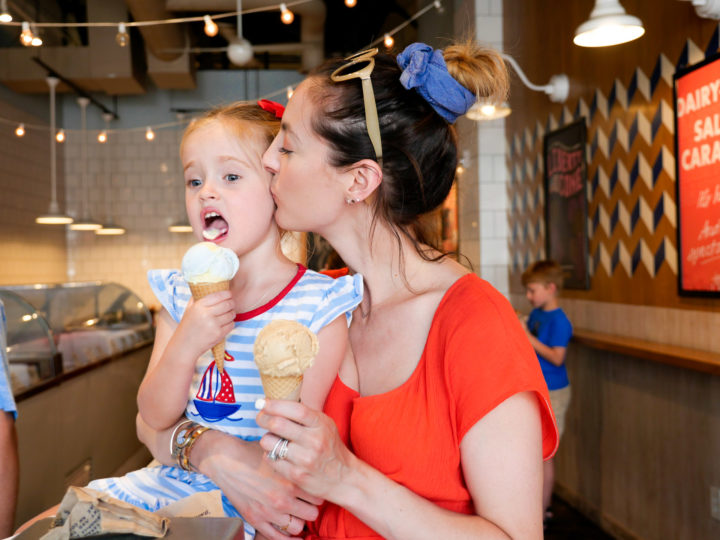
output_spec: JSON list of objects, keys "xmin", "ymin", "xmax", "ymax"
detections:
[{"xmin": 234, "ymin": 264, "xmax": 306, "ymax": 321}]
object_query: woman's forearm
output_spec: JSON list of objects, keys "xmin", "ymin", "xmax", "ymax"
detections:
[{"xmin": 334, "ymin": 457, "xmax": 511, "ymax": 540}]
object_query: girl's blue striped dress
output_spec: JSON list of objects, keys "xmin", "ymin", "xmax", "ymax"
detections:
[{"xmin": 87, "ymin": 264, "xmax": 363, "ymax": 539}]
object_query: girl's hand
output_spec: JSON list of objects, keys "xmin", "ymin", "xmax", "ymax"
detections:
[
  {"xmin": 193, "ymin": 430, "xmax": 323, "ymax": 540},
  {"xmin": 175, "ymin": 292, "xmax": 235, "ymax": 357},
  {"xmin": 255, "ymin": 400, "xmax": 356, "ymax": 502}
]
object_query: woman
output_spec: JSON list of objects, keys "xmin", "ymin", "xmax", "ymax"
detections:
[
  {"xmin": 140, "ymin": 41, "xmax": 557, "ymax": 539},
  {"xmin": 254, "ymin": 41, "xmax": 558, "ymax": 539}
]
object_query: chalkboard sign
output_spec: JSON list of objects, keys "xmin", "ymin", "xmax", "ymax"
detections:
[
  {"xmin": 543, "ymin": 120, "xmax": 590, "ymax": 289},
  {"xmin": 674, "ymin": 53, "xmax": 720, "ymax": 296}
]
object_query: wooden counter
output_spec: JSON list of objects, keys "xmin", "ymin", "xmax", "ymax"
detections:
[{"xmin": 572, "ymin": 328, "xmax": 720, "ymax": 375}]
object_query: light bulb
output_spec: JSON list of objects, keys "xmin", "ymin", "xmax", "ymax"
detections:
[
  {"xmin": 227, "ymin": 37, "xmax": 254, "ymax": 66},
  {"xmin": 145, "ymin": 127, "xmax": 155, "ymax": 141},
  {"xmin": 116, "ymin": 22, "xmax": 129, "ymax": 47},
  {"xmin": 203, "ymin": 15, "xmax": 218, "ymax": 37},
  {"xmin": 286, "ymin": 86, "xmax": 294, "ymax": 99},
  {"xmin": 0, "ymin": 0, "xmax": 11, "ymax": 23},
  {"xmin": 15, "ymin": 124, "xmax": 25, "ymax": 137},
  {"xmin": 20, "ymin": 21, "xmax": 33, "ymax": 46},
  {"xmin": 480, "ymin": 104, "xmax": 496, "ymax": 116},
  {"xmin": 384, "ymin": 33, "xmax": 394, "ymax": 49},
  {"xmin": 56, "ymin": 129, "xmax": 65, "ymax": 143},
  {"xmin": 280, "ymin": 4, "xmax": 294, "ymax": 24},
  {"xmin": 345, "ymin": 0, "xmax": 357, "ymax": 7},
  {"xmin": 30, "ymin": 24, "xmax": 41, "ymax": 46},
  {"xmin": 98, "ymin": 131, "xmax": 107, "ymax": 143}
]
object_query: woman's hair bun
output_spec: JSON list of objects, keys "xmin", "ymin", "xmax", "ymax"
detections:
[{"xmin": 443, "ymin": 41, "xmax": 509, "ymax": 105}]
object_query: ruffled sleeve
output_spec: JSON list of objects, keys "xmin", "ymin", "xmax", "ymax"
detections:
[
  {"xmin": 147, "ymin": 269, "xmax": 191, "ymax": 323},
  {"xmin": 308, "ymin": 273, "xmax": 363, "ymax": 334}
]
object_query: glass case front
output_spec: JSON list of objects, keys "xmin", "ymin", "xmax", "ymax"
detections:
[{"xmin": 0, "ymin": 282, "xmax": 153, "ymax": 395}]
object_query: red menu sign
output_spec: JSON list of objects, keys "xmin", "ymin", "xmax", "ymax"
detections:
[{"xmin": 675, "ymin": 56, "xmax": 720, "ymax": 295}]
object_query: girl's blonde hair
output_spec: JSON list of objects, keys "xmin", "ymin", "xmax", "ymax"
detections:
[{"xmin": 181, "ymin": 101, "xmax": 281, "ymax": 160}]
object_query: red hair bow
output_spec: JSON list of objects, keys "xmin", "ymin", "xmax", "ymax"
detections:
[{"xmin": 257, "ymin": 99, "xmax": 285, "ymax": 119}]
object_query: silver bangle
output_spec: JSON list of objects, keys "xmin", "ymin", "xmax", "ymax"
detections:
[{"xmin": 169, "ymin": 419, "xmax": 194, "ymax": 459}]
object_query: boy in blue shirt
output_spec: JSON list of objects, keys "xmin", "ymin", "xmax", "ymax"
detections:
[
  {"xmin": 0, "ymin": 300, "xmax": 19, "ymax": 537},
  {"xmin": 521, "ymin": 260, "xmax": 573, "ymax": 525}
]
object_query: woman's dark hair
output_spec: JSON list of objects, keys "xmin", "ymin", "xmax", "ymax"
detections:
[{"xmin": 306, "ymin": 41, "xmax": 508, "ymax": 262}]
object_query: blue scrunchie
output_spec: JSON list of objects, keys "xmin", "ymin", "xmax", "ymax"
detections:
[{"xmin": 397, "ymin": 43, "xmax": 476, "ymax": 124}]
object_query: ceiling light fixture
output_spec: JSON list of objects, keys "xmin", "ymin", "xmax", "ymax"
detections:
[
  {"xmin": 345, "ymin": 0, "xmax": 357, "ymax": 7},
  {"xmin": 280, "ymin": 3, "xmax": 294, "ymax": 24},
  {"xmin": 227, "ymin": 0, "xmax": 253, "ymax": 66},
  {"xmin": 19, "ymin": 21, "xmax": 32, "ymax": 46},
  {"xmin": 168, "ymin": 221, "xmax": 193, "ymax": 233},
  {"xmin": 98, "ymin": 112, "xmax": 112, "ymax": 143},
  {"xmin": 116, "ymin": 22, "xmax": 129, "ymax": 47},
  {"xmin": 15, "ymin": 123, "xmax": 24, "ymax": 137},
  {"xmin": 501, "ymin": 53, "xmax": 570, "ymax": 103},
  {"xmin": 95, "ymin": 224, "xmax": 126, "ymax": 235},
  {"xmin": 466, "ymin": 101, "xmax": 512, "ymax": 121},
  {"xmin": 70, "ymin": 97, "xmax": 102, "ymax": 231},
  {"xmin": 203, "ymin": 14, "xmax": 218, "ymax": 37},
  {"xmin": 36, "ymin": 77, "xmax": 73, "ymax": 225},
  {"xmin": 693, "ymin": 0, "xmax": 720, "ymax": 18},
  {"xmin": 574, "ymin": 0, "xmax": 645, "ymax": 47},
  {"xmin": 0, "ymin": 0, "xmax": 11, "ymax": 23}
]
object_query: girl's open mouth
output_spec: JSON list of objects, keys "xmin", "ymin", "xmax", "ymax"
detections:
[{"xmin": 202, "ymin": 210, "xmax": 229, "ymax": 241}]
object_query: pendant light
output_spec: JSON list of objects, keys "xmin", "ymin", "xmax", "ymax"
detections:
[
  {"xmin": 466, "ymin": 101, "xmax": 512, "ymax": 121},
  {"xmin": 574, "ymin": 0, "xmax": 645, "ymax": 48},
  {"xmin": 69, "ymin": 97, "xmax": 102, "ymax": 230},
  {"xmin": 36, "ymin": 76, "xmax": 74, "ymax": 225},
  {"xmin": 227, "ymin": 0, "xmax": 253, "ymax": 66},
  {"xmin": 96, "ymin": 113, "xmax": 125, "ymax": 236}
]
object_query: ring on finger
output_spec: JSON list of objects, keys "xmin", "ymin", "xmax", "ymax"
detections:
[
  {"xmin": 279, "ymin": 514, "xmax": 293, "ymax": 532},
  {"xmin": 277, "ymin": 438, "xmax": 290, "ymax": 460},
  {"xmin": 268, "ymin": 437, "xmax": 288, "ymax": 461}
]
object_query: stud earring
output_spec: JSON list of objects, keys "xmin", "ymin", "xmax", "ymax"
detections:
[{"xmin": 345, "ymin": 198, "xmax": 357, "ymax": 205}]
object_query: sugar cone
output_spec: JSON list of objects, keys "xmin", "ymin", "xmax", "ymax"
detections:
[
  {"xmin": 188, "ymin": 281, "xmax": 230, "ymax": 373},
  {"xmin": 259, "ymin": 373, "xmax": 303, "ymax": 401}
]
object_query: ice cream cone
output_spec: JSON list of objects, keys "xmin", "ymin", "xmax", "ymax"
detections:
[
  {"xmin": 188, "ymin": 281, "xmax": 230, "ymax": 373},
  {"xmin": 259, "ymin": 373, "xmax": 304, "ymax": 401}
]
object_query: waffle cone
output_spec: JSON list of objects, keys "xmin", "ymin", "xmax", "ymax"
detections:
[
  {"xmin": 259, "ymin": 373, "xmax": 303, "ymax": 401},
  {"xmin": 188, "ymin": 281, "xmax": 231, "ymax": 373}
]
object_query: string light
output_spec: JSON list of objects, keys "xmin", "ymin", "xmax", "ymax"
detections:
[
  {"xmin": 203, "ymin": 15, "xmax": 218, "ymax": 37},
  {"xmin": 280, "ymin": 3, "xmax": 294, "ymax": 24},
  {"xmin": 145, "ymin": 126, "xmax": 155, "ymax": 141},
  {"xmin": 383, "ymin": 33, "xmax": 394, "ymax": 49},
  {"xmin": 0, "ymin": 0, "xmax": 11, "ymax": 23},
  {"xmin": 345, "ymin": 0, "xmax": 357, "ymax": 7},
  {"xmin": 56, "ymin": 129, "xmax": 65, "ymax": 143},
  {"xmin": 98, "ymin": 131, "xmax": 107, "ymax": 143},
  {"xmin": 286, "ymin": 86, "xmax": 294, "ymax": 99},
  {"xmin": 30, "ymin": 24, "xmax": 41, "ymax": 46},
  {"xmin": 15, "ymin": 123, "xmax": 24, "ymax": 137},
  {"xmin": 19, "ymin": 21, "xmax": 32, "ymax": 46},
  {"xmin": 116, "ymin": 22, "xmax": 129, "ymax": 46}
]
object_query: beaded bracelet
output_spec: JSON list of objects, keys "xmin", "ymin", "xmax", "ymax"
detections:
[{"xmin": 171, "ymin": 421, "xmax": 210, "ymax": 472}]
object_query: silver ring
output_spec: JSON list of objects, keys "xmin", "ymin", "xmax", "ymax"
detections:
[
  {"xmin": 277, "ymin": 439, "xmax": 290, "ymax": 460},
  {"xmin": 268, "ymin": 438, "xmax": 287, "ymax": 461}
]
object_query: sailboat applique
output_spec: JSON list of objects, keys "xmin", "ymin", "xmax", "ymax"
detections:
[{"xmin": 193, "ymin": 350, "xmax": 241, "ymax": 421}]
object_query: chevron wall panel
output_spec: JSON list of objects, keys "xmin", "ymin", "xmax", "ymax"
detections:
[{"xmin": 506, "ymin": 27, "xmax": 720, "ymax": 305}]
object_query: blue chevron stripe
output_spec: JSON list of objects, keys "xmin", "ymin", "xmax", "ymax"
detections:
[
  {"xmin": 610, "ymin": 204, "xmax": 619, "ymax": 234},
  {"xmin": 632, "ymin": 242, "xmax": 642, "ymax": 274},
  {"xmin": 608, "ymin": 82, "xmax": 617, "ymax": 111},
  {"xmin": 629, "ymin": 113, "xmax": 638, "ymax": 148},
  {"xmin": 627, "ymin": 71, "xmax": 638, "ymax": 103},
  {"xmin": 574, "ymin": 100, "xmax": 582, "ymax": 119},
  {"xmin": 589, "ymin": 93, "xmax": 598, "ymax": 120},
  {"xmin": 652, "ymin": 151, "xmax": 663, "ymax": 186},
  {"xmin": 653, "ymin": 195, "xmax": 664, "ymax": 229},
  {"xmin": 611, "ymin": 244, "xmax": 620, "ymax": 272},
  {"xmin": 535, "ymin": 220, "xmax": 541, "ymax": 240},
  {"xmin": 655, "ymin": 240, "xmax": 665, "ymax": 274},
  {"xmin": 590, "ymin": 132, "xmax": 599, "ymax": 161},
  {"xmin": 512, "ymin": 222, "xmax": 518, "ymax": 242},
  {"xmin": 630, "ymin": 157, "xmax": 639, "ymax": 191},
  {"xmin": 631, "ymin": 200, "xmax": 640, "ymax": 231},
  {"xmin": 651, "ymin": 105, "xmax": 662, "ymax": 140},
  {"xmin": 534, "ymin": 156, "xmax": 541, "ymax": 177},
  {"xmin": 650, "ymin": 56, "xmax": 662, "ymax": 96},
  {"xmin": 677, "ymin": 41, "xmax": 689, "ymax": 70},
  {"xmin": 522, "ymin": 191, "xmax": 528, "ymax": 212},
  {"xmin": 608, "ymin": 123, "xmax": 617, "ymax": 155},
  {"xmin": 610, "ymin": 163, "xmax": 619, "ymax": 194},
  {"xmin": 706, "ymin": 25, "xmax": 719, "ymax": 58},
  {"xmin": 593, "ymin": 206, "xmax": 600, "ymax": 231},
  {"xmin": 523, "ymin": 221, "xmax": 529, "ymax": 241},
  {"xmin": 591, "ymin": 168, "xmax": 599, "ymax": 197},
  {"xmin": 509, "ymin": 137, "xmax": 516, "ymax": 158}
]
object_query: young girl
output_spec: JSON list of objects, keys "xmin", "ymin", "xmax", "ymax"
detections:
[{"xmin": 87, "ymin": 101, "xmax": 362, "ymax": 540}]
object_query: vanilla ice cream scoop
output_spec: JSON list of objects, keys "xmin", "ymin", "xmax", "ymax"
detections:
[
  {"xmin": 182, "ymin": 242, "xmax": 239, "ymax": 283},
  {"xmin": 254, "ymin": 320, "xmax": 318, "ymax": 377}
]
